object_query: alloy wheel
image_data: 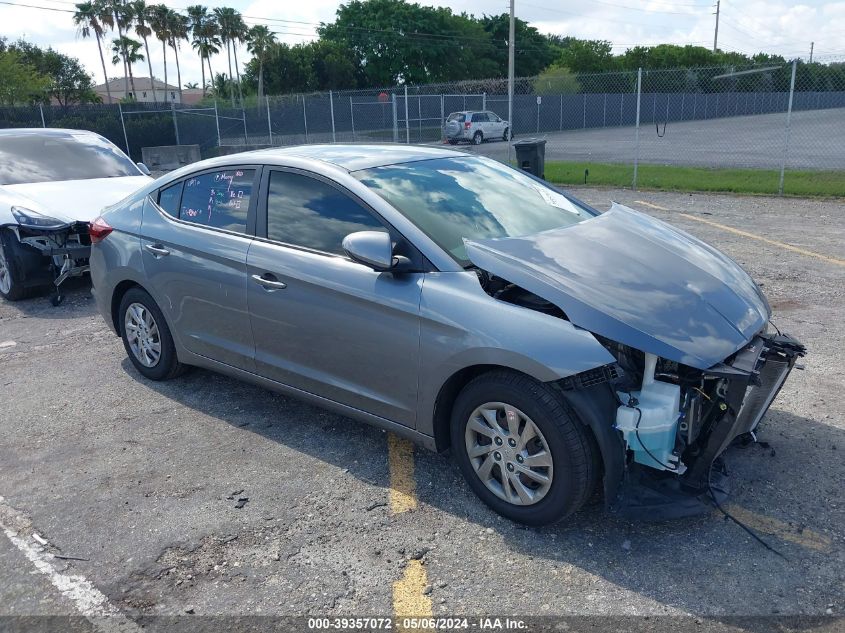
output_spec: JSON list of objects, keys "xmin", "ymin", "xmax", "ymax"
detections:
[
  {"xmin": 464, "ymin": 402, "xmax": 554, "ymax": 506},
  {"xmin": 124, "ymin": 302, "xmax": 162, "ymax": 367}
]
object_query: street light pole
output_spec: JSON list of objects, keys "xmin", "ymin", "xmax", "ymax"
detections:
[{"xmin": 507, "ymin": 0, "xmax": 515, "ymax": 164}]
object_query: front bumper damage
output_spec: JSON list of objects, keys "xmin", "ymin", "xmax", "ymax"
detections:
[
  {"xmin": 567, "ymin": 331, "xmax": 806, "ymax": 520},
  {"xmin": 5, "ymin": 221, "xmax": 91, "ymax": 304}
]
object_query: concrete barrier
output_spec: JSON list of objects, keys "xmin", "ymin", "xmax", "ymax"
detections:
[{"xmin": 141, "ymin": 145, "xmax": 202, "ymax": 171}]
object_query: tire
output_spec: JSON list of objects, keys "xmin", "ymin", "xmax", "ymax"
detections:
[
  {"xmin": 450, "ymin": 370, "xmax": 597, "ymax": 526},
  {"xmin": 502, "ymin": 127, "xmax": 510, "ymax": 141},
  {"xmin": 472, "ymin": 131, "xmax": 483, "ymax": 145},
  {"xmin": 0, "ymin": 229, "xmax": 40, "ymax": 301},
  {"xmin": 119, "ymin": 287, "xmax": 186, "ymax": 381},
  {"xmin": 447, "ymin": 139, "xmax": 458, "ymax": 145}
]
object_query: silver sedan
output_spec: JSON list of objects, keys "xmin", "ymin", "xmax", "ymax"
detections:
[{"xmin": 89, "ymin": 145, "xmax": 804, "ymax": 525}]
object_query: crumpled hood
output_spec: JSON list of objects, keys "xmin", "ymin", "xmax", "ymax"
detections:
[
  {"xmin": 1, "ymin": 175, "xmax": 151, "ymax": 224},
  {"xmin": 465, "ymin": 203, "xmax": 770, "ymax": 369}
]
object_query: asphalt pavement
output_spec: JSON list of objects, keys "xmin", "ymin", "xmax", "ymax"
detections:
[{"xmin": 0, "ymin": 188, "xmax": 843, "ymax": 632}]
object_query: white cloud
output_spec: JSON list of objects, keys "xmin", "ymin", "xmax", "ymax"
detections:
[{"xmin": 3, "ymin": 0, "xmax": 844, "ymax": 88}]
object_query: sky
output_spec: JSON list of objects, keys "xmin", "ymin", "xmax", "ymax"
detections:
[{"xmin": 1, "ymin": 0, "xmax": 844, "ymax": 89}]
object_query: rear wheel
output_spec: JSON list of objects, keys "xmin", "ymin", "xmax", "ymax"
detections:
[
  {"xmin": 472, "ymin": 131, "xmax": 483, "ymax": 145},
  {"xmin": 450, "ymin": 370, "xmax": 597, "ymax": 526},
  {"xmin": 119, "ymin": 287, "xmax": 185, "ymax": 381},
  {"xmin": 0, "ymin": 229, "xmax": 38, "ymax": 301}
]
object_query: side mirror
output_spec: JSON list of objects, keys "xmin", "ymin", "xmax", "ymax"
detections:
[
  {"xmin": 136, "ymin": 162, "xmax": 151, "ymax": 176},
  {"xmin": 342, "ymin": 231, "xmax": 396, "ymax": 271}
]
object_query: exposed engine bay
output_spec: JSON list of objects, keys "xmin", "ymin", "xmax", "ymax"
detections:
[{"xmin": 478, "ymin": 269, "xmax": 806, "ymax": 518}]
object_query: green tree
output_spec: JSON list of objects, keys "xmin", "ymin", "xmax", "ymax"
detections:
[
  {"xmin": 111, "ymin": 35, "xmax": 144, "ymax": 98},
  {"xmin": 130, "ymin": 0, "xmax": 157, "ymax": 103},
  {"xmin": 318, "ymin": 0, "xmax": 496, "ymax": 85},
  {"xmin": 187, "ymin": 5, "xmax": 220, "ymax": 95},
  {"xmin": 213, "ymin": 6, "xmax": 245, "ymax": 106},
  {"xmin": 149, "ymin": 4, "xmax": 171, "ymax": 100},
  {"xmin": 8, "ymin": 40, "xmax": 99, "ymax": 107},
  {"xmin": 0, "ymin": 50, "xmax": 50, "ymax": 105},
  {"xmin": 552, "ymin": 38, "xmax": 616, "ymax": 74},
  {"xmin": 245, "ymin": 25, "xmax": 276, "ymax": 101},
  {"xmin": 533, "ymin": 64, "xmax": 580, "ymax": 94},
  {"xmin": 73, "ymin": 0, "xmax": 114, "ymax": 103},
  {"xmin": 480, "ymin": 14, "xmax": 554, "ymax": 78},
  {"xmin": 167, "ymin": 9, "xmax": 189, "ymax": 102}
]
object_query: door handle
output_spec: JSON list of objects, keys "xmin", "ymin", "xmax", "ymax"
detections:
[
  {"xmin": 144, "ymin": 244, "xmax": 170, "ymax": 257},
  {"xmin": 251, "ymin": 273, "xmax": 287, "ymax": 290}
]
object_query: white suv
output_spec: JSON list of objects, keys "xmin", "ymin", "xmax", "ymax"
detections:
[{"xmin": 444, "ymin": 111, "xmax": 511, "ymax": 145}]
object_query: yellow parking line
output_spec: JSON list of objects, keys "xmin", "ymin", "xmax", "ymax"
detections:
[
  {"xmin": 393, "ymin": 559, "xmax": 433, "ymax": 623},
  {"xmin": 718, "ymin": 504, "xmax": 832, "ymax": 552},
  {"xmin": 387, "ymin": 434, "xmax": 417, "ymax": 514},
  {"xmin": 634, "ymin": 199, "xmax": 670, "ymax": 211},
  {"xmin": 678, "ymin": 213, "xmax": 845, "ymax": 267}
]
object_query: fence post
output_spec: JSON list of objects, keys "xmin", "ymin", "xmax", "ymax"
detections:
[
  {"xmin": 583, "ymin": 94, "xmax": 587, "ymax": 129},
  {"xmin": 482, "ymin": 92, "xmax": 486, "ymax": 111},
  {"xmin": 171, "ymin": 102, "xmax": 180, "ymax": 145},
  {"xmin": 118, "ymin": 102, "xmax": 130, "ymax": 155},
  {"xmin": 536, "ymin": 96, "xmax": 540, "ymax": 133},
  {"xmin": 392, "ymin": 94, "xmax": 398, "ymax": 143},
  {"xmin": 329, "ymin": 90, "xmax": 336, "ymax": 143},
  {"xmin": 302, "ymin": 96, "xmax": 308, "ymax": 143},
  {"xmin": 559, "ymin": 95, "xmax": 563, "ymax": 131},
  {"xmin": 440, "ymin": 94, "xmax": 445, "ymax": 142},
  {"xmin": 214, "ymin": 101, "xmax": 221, "ymax": 148},
  {"xmin": 242, "ymin": 107, "xmax": 248, "ymax": 144},
  {"xmin": 404, "ymin": 85, "xmax": 410, "ymax": 144},
  {"xmin": 633, "ymin": 67, "xmax": 642, "ymax": 190},
  {"xmin": 39, "ymin": 104, "xmax": 46, "ymax": 128},
  {"xmin": 603, "ymin": 93, "xmax": 607, "ymax": 127},
  {"xmin": 266, "ymin": 96, "xmax": 273, "ymax": 145},
  {"xmin": 778, "ymin": 59, "xmax": 798, "ymax": 196}
]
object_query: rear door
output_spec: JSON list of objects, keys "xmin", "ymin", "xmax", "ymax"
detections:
[
  {"xmin": 141, "ymin": 165, "xmax": 260, "ymax": 371},
  {"xmin": 246, "ymin": 168, "xmax": 423, "ymax": 427}
]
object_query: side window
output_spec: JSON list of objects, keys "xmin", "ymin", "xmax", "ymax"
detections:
[
  {"xmin": 157, "ymin": 181, "xmax": 183, "ymax": 217},
  {"xmin": 471, "ymin": 113, "xmax": 484, "ymax": 122},
  {"xmin": 179, "ymin": 168, "xmax": 255, "ymax": 233},
  {"xmin": 266, "ymin": 171, "xmax": 386, "ymax": 255}
]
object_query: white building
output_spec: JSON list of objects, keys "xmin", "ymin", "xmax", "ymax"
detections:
[{"xmin": 94, "ymin": 77, "xmax": 182, "ymax": 104}]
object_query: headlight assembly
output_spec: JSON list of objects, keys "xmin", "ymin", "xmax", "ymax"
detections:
[{"xmin": 11, "ymin": 206, "xmax": 69, "ymax": 230}]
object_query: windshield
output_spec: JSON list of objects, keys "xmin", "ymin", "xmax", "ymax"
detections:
[
  {"xmin": 0, "ymin": 133, "xmax": 141, "ymax": 185},
  {"xmin": 354, "ymin": 156, "xmax": 595, "ymax": 264}
]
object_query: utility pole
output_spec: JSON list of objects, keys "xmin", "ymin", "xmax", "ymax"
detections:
[
  {"xmin": 507, "ymin": 0, "xmax": 515, "ymax": 164},
  {"xmin": 809, "ymin": 41, "xmax": 814, "ymax": 63},
  {"xmin": 713, "ymin": 0, "xmax": 720, "ymax": 53}
]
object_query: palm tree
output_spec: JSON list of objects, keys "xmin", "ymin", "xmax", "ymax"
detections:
[
  {"xmin": 130, "ymin": 0, "xmax": 156, "ymax": 103},
  {"xmin": 230, "ymin": 12, "xmax": 247, "ymax": 105},
  {"xmin": 187, "ymin": 5, "xmax": 219, "ymax": 96},
  {"xmin": 106, "ymin": 0, "xmax": 132, "ymax": 95},
  {"xmin": 111, "ymin": 35, "xmax": 144, "ymax": 98},
  {"xmin": 73, "ymin": 0, "xmax": 114, "ymax": 103},
  {"xmin": 246, "ymin": 25, "xmax": 276, "ymax": 102},
  {"xmin": 184, "ymin": 82, "xmax": 199, "ymax": 89},
  {"xmin": 149, "ymin": 4, "xmax": 170, "ymax": 101},
  {"xmin": 167, "ymin": 10, "xmax": 189, "ymax": 103},
  {"xmin": 213, "ymin": 7, "xmax": 237, "ymax": 106}
]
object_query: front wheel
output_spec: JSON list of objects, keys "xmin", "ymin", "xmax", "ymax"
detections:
[
  {"xmin": 0, "ymin": 229, "xmax": 38, "ymax": 301},
  {"xmin": 450, "ymin": 371, "xmax": 598, "ymax": 526},
  {"xmin": 502, "ymin": 127, "xmax": 511, "ymax": 141},
  {"xmin": 119, "ymin": 287, "xmax": 186, "ymax": 381}
]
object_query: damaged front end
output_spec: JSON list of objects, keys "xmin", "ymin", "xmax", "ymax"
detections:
[
  {"xmin": 7, "ymin": 215, "xmax": 92, "ymax": 304},
  {"xmin": 597, "ymin": 332, "xmax": 805, "ymax": 519}
]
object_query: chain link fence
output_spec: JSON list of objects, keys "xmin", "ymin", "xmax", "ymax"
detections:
[{"xmin": 2, "ymin": 59, "xmax": 843, "ymax": 193}]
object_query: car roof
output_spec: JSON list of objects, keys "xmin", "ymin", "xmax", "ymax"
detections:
[
  {"xmin": 0, "ymin": 128, "xmax": 103, "ymax": 139},
  {"xmin": 246, "ymin": 143, "xmax": 467, "ymax": 172}
]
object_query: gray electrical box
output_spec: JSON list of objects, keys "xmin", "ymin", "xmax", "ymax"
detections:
[{"xmin": 512, "ymin": 138, "xmax": 547, "ymax": 179}]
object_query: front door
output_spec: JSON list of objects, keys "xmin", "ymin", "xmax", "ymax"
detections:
[
  {"xmin": 141, "ymin": 166, "xmax": 260, "ymax": 371},
  {"xmin": 246, "ymin": 168, "xmax": 423, "ymax": 427}
]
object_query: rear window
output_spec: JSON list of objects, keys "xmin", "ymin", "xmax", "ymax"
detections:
[
  {"xmin": 447, "ymin": 113, "xmax": 466, "ymax": 122},
  {"xmin": 0, "ymin": 133, "xmax": 140, "ymax": 185}
]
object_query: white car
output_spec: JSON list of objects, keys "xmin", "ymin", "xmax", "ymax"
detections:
[
  {"xmin": 0, "ymin": 129, "xmax": 152, "ymax": 304},
  {"xmin": 444, "ymin": 110, "xmax": 511, "ymax": 145}
]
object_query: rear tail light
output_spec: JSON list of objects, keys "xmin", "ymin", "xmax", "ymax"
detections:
[
  {"xmin": 464, "ymin": 122, "xmax": 471, "ymax": 129},
  {"xmin": 89, "ymin": 216, "xmax": 113, "ymax": 243}
]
